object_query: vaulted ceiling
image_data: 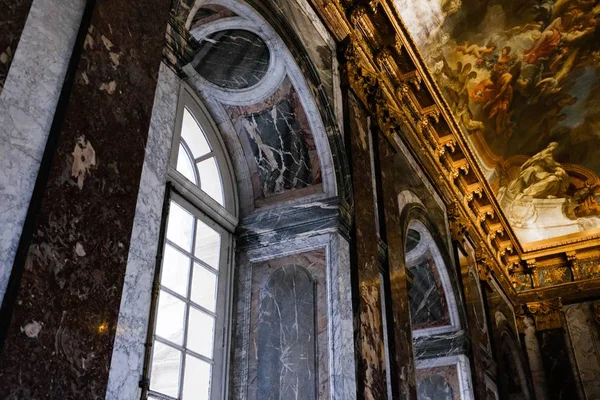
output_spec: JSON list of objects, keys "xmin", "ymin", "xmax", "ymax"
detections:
[{"xmin": 394, "ymin": 0, "xmax": 600, "ymax": 247}]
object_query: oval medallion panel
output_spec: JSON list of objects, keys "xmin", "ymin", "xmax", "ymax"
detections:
[{"xmin": 194, "ymin": 29, "xmax": 270, "ymax": 90}]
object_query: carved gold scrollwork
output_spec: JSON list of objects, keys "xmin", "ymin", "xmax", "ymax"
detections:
[
  {"xmin": 475, "ymin": 243, "xmax": 493, "ymax": 281},
  {"xmin": 447, "ymin": 202, "xmax": 468, "ymax": 242},
  {"xmin": 343, "ymin": 37, "xmax": 380, "ymax": 105},
  {"xmin": 368, "ymin": 0, "xmax": 381, "ymax": 13},
  {"xmin": 566, "ymin": 251, "xmax": 583, "ymax": 281},
  {"xmin": 526, "ymin": 298, "xmax": 564, "ymax": 331},
  {"xmin": 436, "ymin": 137, "xmax": 456, "ymax": 158}
]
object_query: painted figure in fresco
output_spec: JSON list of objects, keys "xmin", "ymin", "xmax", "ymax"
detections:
[
  {"xmin": 504, "ymin": 142, "xmax": 570, "ymax": 200},
  {"xmin": 456, "ymin": 41, "xmax": 496, "ymax": 59},
  {"xmin": 440, "ymin": 60, "xmax": 484, "ymax": 132},
  {"xmin": 469, "ymin": 48, "xmax": 520, "ymax": 137},
  {"xmin": 524, "ymin": 17, "xmax": 564, "ymax": 64},
  {"xmin": 441, "ymin": 0, "xmax": 462, "ymax": 16}
]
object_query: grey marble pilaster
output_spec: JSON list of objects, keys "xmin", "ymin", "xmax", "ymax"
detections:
[
  {"xmin": 105, "ymin": 62, "xmax": 179, "ymax": 400},
  {"xmin": 523, "ymin": 316, "xmax": 549, "ymax": 400},
  {"xmin": 0, "ymin": 0, "xmax": 86, "ymax": 302},
  {"xmin": 564, "ymin": 302, "xmax": 600, "ymax": 400}
]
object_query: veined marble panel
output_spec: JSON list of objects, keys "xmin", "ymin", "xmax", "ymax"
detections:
[
  {"xmin": 415, "ymin": 355, "xmax": 475, "ymax": 400},
  {"xmin": 256, "ymin": 265, "xmax": 317, "ymax": 400},
  {"xmin": 0, "ymin": 0, "xmax": 86, "ymax": 303},
  {"xmin": 105, "ymin": 62, "xmax": 180, "ymax": 400},
  {"xmin": 232, "ymin": 233, "xmax": 356, "ymax": 400},
  {"xmin": 564, "ymin": 302, "xmax": 600, "ymax": 400}
]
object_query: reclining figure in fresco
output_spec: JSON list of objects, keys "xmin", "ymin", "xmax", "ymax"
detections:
[{"xmin": 502, "ymin": 142, "xmax": 570, "ymax": 200}]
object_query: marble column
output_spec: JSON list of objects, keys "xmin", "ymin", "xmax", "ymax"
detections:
[
  {"xmin": 0, "ymin": 0, "xmax": 171, "ymax": 398},
  {"xmin": 527, "ymin": 300, "xmax": 579, "ymax": 400},
  {"xmin": 523, "ymin": 316, "xmax": 549, "ymax": 400},
  {"xmin": 0, "ymin": 0, "xmax": 87, "ymax": 303}
]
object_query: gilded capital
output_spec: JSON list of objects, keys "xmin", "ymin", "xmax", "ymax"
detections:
[{"xmin": 526, "ymin": 298, "xmax": 564, "ymax": 331}]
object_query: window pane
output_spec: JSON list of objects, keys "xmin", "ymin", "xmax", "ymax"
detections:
[
  {"xmin": 182, "ymin": 108, "xmax": 211, "ymax": 158},
  {"xmin": 176, "ymin": 144, "xmax": 198, "ymax": 185},
  {"xmin": 187, "ymin": 307, "xmax": 215, "ymax": 358},
  {"xmin": 183, "ymin": 355, "xmax": 211, "ymax": 400},
  {"xmin": 167, "ymin": 201, "xmax": 194, "ymax": 252},
  {"xmin": 197, "ymin": 157, "xmax": 224, "ymax": 205},
  {"xmin": 191, "ymin": 263, "xmax": 217, "ymax": 312},
  {"xmin": 150, "ymin": 342, "xmax": 181, "ymax": 397},
  {"xmin": 156, "ymin": 291, "xmax": 185, "ymax": 345},
  {"xmin": 195, "ymin": 220, "xmax": 221, "ymax": 269},
  {"xmin": 161, "ymin": 244, "xmax": 191, "ymax": 296}
]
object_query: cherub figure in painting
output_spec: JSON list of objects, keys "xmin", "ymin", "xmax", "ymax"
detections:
[{"xmin": 456, "ymin": 41, "xmax": 496, "ymax": 59}]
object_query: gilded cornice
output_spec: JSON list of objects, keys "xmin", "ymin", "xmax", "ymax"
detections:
[{"xmin": 308, "ymin": 0, "xmax": 600, "ymax": 303}]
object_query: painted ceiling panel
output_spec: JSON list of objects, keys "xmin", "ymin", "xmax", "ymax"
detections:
[{"xmin": 395, "ymin": 0, "xmax": 600, "ymax": 245}]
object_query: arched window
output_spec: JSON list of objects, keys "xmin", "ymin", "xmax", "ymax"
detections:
[
  {"xmin": 142, "ymin": 86, "xmax": 237, "ymax": 400},
  {"xmin": 403, "ymin": 218, "xmax": 474, "ymax": 400},
  {"xmin": 405, "ymin": 220, "xmax": 460, "ymax": 337}
]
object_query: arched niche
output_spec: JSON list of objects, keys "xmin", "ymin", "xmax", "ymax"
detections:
[
  {"xmin": 399, "ymin": 199, "xmax": 475, "ymax": 400},
  {"xmin": 405, "ymin": 219, "xmax": 461, "ymax": 337},
  {"xmin": 180, "ymin": 0, "xmax": 342, "ymax": 216}
]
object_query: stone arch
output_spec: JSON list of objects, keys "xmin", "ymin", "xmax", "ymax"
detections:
[{"xmin": 175, "ymin": 0, "xmax": 350, "ymax": 216}]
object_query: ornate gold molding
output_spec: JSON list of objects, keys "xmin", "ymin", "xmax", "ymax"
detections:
[{"xmin": 526, "ymin": 299, "xmax": 564, "ymax": 331}]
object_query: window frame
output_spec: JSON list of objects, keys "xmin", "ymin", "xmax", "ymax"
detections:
[
  {"xmin": 142, "ymin": 84, "xmax": 238, "ymax": 400},
  {"xmin": 169, "ymin": 86, "xmax": 238, "ymax": 231}
]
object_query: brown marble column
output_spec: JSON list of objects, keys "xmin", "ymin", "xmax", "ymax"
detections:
[
  {"xmin": 378, "ymin": 131, "xmax": 417, "ymax": 400},
  {"xmin": 526, "ymin": 299, "xmax": 580, "ymax": 400},
  {"xmin": 0, "ymin": 1, "xmax": 171, "ymax": 398},
  {"xmin": 347, "ymin": 91, "xmax": 388, "ymax": 399}
]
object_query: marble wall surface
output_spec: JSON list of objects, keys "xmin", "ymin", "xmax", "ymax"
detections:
[
  {"xmin": 408, "ymin": 253, "xmax": 451, "ymax": 330},
  {"xmin": 226, "ymin": 78, "xmax": 321, "ymax": 199},
  {"xmin": 564, "ymin": 301, "xmax": 600, "ymax": 399},
  {"xmin": 415, "ymin": 355, "xmax": 475, "ymax": 400},
  {"xmin": 0, "ymin": 1, "xmax": 171, "ymax": 397},
  {"xmin": 0, "ymin": 0, "xmax": 86, "ymax": 304},
  {"xmin": 0, "ymin": 0, "xmax": 33, "ymax": 93},
  {"xmin": 485, "ymin": 280, "xmax": 532, "ymax": 400}
]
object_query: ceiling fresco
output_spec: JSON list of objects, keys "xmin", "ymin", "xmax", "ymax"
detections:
[{"xmin": 394, "ymin": 0, "xmax": 600, "ymax": 245}]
